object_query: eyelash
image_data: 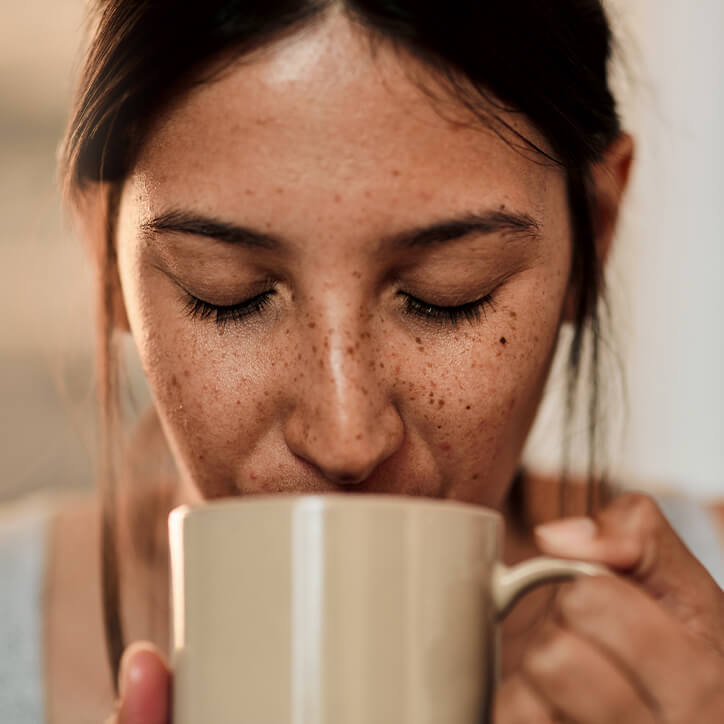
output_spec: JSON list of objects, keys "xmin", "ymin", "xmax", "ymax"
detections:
[
  {"xmin": 183, "ymin": 290, "xmax": 276, "ymax": 327},
  {"xmin": 183, "ymin": 289, "xmax": 496, "ymax": 328},
  {"xmin": 401, "ymin": 292, "xmax": 496, "ymax": 326}
]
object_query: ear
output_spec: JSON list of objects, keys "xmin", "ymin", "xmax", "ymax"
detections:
[
  {"xmin": 563, "ymin": 133, "xmax": 635, "ymax": 322},
  {"xmin": 72, "ymin": 184, "xmax": 131, "ymax": 333}
]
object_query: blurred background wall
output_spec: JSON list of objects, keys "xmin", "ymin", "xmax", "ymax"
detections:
[{"xmin": 0, "ymin": 0, "xmax": 721, "ymax": 504}]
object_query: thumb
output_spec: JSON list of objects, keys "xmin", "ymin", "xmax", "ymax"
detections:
[
  {"xmin": 115, "ymin": 642, "xmax": 171, "ymax": 724},
  {"xmin": 534, "ymin": 492, "xmax": 720, "ymax": 604}
]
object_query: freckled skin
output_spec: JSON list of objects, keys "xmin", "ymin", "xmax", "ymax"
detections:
[{"xmin": 115, "ymin": 13, "xmax": 573, "ymax": 510}]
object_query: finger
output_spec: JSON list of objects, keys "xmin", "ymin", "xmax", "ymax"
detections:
[
  {"xmin": 115, "ymin": 642, "xmax": 171, "ymax": 724},
  {"xmin": 494, "ymin": 673, "xmax": 556, "ymax": 723},
  {"xmin": 556, "ymin": 574, "xmax": 723, "ymax": 718},
  {"xmin": 534, "ymin": 493, "xmax": 724, "ymax": 639},
  {"xmin": 519, "ymin": 620, "xmax": 656, "ymax": 724}
]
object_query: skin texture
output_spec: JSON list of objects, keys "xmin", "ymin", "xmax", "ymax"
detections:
[
  {"xmin": 115, "ymin": 14, "xmax": 573, "ymax": 513},
  {"xmin": 68, "ymin": 10, "xmax": 721, "ymax": 724}
]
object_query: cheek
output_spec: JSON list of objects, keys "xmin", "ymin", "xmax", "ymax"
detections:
[
  {"xmin": 118, "ymin": 258, "xmax": 274, "ymax": 492},
  {"xmin": 398, "ymin": 274, "xmax": 564, "ymax": 500}
]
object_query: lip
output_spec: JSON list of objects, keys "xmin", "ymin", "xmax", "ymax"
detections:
[{"xmin": 235, "ymin": 475, "xmax": 445, "ymax": 499}]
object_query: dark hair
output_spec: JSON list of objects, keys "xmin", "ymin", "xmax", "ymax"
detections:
[{"xmin": 60, "ymin": 0, "xmax": 621, "ymax": 688}]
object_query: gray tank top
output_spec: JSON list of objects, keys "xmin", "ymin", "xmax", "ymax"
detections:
[
  {"xmin": 0, "ymin": 494, "xmax": 722, "ymax": 723},
  {"xmin": 0, "ymin": 499, "xmax": 50, "ymax": 723}
]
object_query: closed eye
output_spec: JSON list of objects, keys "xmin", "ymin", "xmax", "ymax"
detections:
[
  {"xmin": 400, "ymin": 291, "xmax": 497, "ymax": 326},
  {"xmin": 182, "ymin": 289, "xmax": 276, "ymax": 328}
]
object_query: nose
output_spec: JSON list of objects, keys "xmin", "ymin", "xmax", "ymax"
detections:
[{"xmin": 283, "ymin": 325, "xmax": 404, "ymax": 486}]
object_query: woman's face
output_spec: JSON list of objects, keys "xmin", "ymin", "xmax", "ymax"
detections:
[{"xmin": 115, "ymin": 14, "xmax": 573, "ymax": 510}]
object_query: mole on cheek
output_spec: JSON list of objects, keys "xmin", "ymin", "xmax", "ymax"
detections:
[{"xmin": 499, "ymin": 337, "xmax": 507, "ymax": 345}]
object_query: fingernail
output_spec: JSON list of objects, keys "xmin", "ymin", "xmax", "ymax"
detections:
[
  {"xmin": 118, "ymin": 642, "xmax": 147, "ymax": 698},
  {"xmin": 535, "ymin": 517, "xmax": 597, "ymax": 548}
]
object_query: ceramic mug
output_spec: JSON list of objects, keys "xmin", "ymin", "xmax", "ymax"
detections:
[{"xmin": 169, "ymin": 494, "xmax": 605, "ymax": 723}]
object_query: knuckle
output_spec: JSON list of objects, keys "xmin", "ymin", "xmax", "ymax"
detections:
[
  {"xmin": 522, "ymin": 629, "xmax": 574, "ymax": 683},
  {"xmin": 494, "ymin": 676, "xmax": 554, "ymax": 724},
  {"xmin": 557, "ymin": 574, "xmax": 612, "ymax": 616},
  {"xmin": 612, "ymin": 492, "xmax": 663, "ymax": 530}
]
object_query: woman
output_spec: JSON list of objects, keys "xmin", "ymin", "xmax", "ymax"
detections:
[{"xmin": 2, "ymin": 1, "xmax": 723, "ymax": 722}]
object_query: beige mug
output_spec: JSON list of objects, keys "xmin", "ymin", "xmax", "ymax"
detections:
[{"xmin": 169, "ymin": 494, "xmax": 605, "ymax": 723}]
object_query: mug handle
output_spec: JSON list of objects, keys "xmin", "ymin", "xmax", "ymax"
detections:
[{"xmin": 492, "ymin": 556, "xmax": 609, "ymax": 618}]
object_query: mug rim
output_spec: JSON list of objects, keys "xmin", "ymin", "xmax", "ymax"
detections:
[{"xmin": 170, "ymin": 492, "xmax": 502, "ymax": 524}]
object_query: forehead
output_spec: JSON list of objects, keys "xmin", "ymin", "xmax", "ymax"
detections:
[{"xmin": 132, "ymin": 12, "xmax": 559, "ymax": 226}]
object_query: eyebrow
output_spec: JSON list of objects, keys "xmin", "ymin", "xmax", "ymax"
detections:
[{"xmin": 140, "ymin": 207, "xmax": 542, "ymax": 251}]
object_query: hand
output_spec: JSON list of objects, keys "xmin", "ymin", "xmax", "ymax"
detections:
[
  {"xmin": 105, "ymin": 642, "xmax": 171, "ymax": 724},
  {"xmin": 494, "ymin": 493, "xmax": 724, "ymax": 723}
]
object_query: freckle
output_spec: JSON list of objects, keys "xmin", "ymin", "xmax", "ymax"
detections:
[
  {"xmin": 355, "ymin": 434, "xmax": 362, "ymax": 440},
  {"xmin": 429, "ymin": 398, "xmax": 435, "ymax": 405},
  {"xmin": 171, "ymin": 374, "xmax": 178, "ymax": 386},
  {"xmin": 415, "ymin": 337, "xmax": 422, "ymax": 344},
  {"xmin": 319, "ymin": 360, "xmax": 324, "ymax": 368},
  {"xmin": 439, "ymin": 442, "xmax": 452, "ymax": 452},
  {"xmin": 500, "ymin": 337, "xmax": 507, "ymax": 345},
  {"xmin": 466, "ymin": 405, "xmax": 471, "ymax": 410},
  {"xmin": 334, "ymin": 193, "xmax": 341, "ymax": 203},
  {"xmin": 380, "ymin": 362, "xmax": 384, "ymax": 369},
  {"xmin": 245, "ymin": 189, "xmax": 255, "ymax": 196},
  {"xmin": 391, "ymin": 169, "xmax": 400, "ymax": 177},
  {"xmin": 361, "ymin": 387, "xmax": 368, "ymax": 396},
  {"xmin": 364, "ymin": 190, "xmax": 372, "ymax": 198},
  {"xmin": 346, "ymin": 345, "xmax": 354, "ymax": 355},
  {"xmin": 312, "ymin": 345, "xmax": 317, "ymax": 353},
  {"xmin": 183, "ymin": 370, "xmax": 190, "ymax": 377},
  {"xmin": 472, "ymin": 474, "xmax": 479, "ymax": 480},
  {"xmin": 417, "ymin": 346, "xmax": 424, "ymax": 352},
  {"xmin": 236, "ymin": 399, "xmax": 241, "ymax": 406},
  {"xmin": 509, "ymin": 310, "xmax": 517, "ymax": 320},
  {"xmin": 276, "ymin": 187, "xmax": 284, "ymax": 194},
  {"xmin": 352, "ymin": 270, "xmax": 361, "ymax": 279},
  {"xmin": 198, "ymin": 454, "xmax": 205, "ymax": 462},
  {"xmin": 438, "ymin": 399, "xmax": 445, "ymax": 408},
  {"xmin": 308, "ymin": 321, "xmax": 316, "ymax": 329}
]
